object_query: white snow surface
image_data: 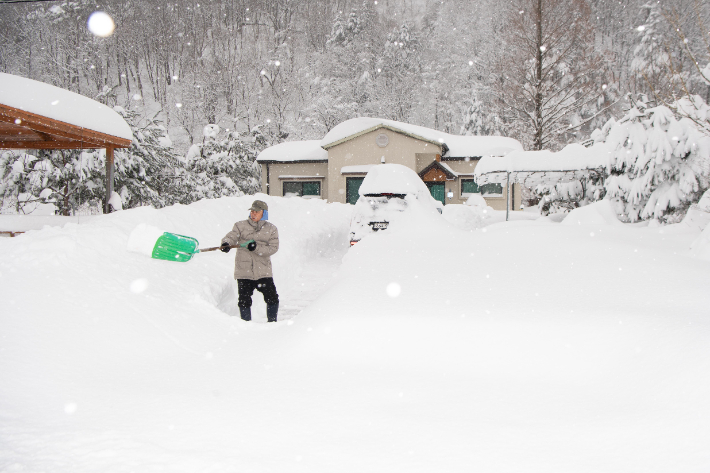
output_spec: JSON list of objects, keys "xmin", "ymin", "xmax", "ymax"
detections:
[
  {"xmin": 691, "ymin": 222, "xmax": 710, "ymax": 261},
  {"xmin": 256, "ymin": 140, "xmax": 327, "ymax": 162},
  {"xmin": 357, "ymin": 163, "xmax": 431, "ymax": 197},
  {"xmin": 0, "ymin": 73, "xmax": 132, "ymax": 141},
  {"xmin": 126, "ymin": 223, "xmax": 166, "ymax": 256},
  {"xmin": 475, "ymin": 142, "xmax": 610, "ymax": 185},
  {"xmin": 561, "ymin": 200, "xmax": 623, "ymax": 226},
  {"xmin": 0, "ymin": 214, "xmax": 92, "ymax": 232},
  {"xmin": 1, "ymin": 194, "xmax": 710, "ymax": 472},
  {"xmin": 320, "ymin": 117, "xmax": 523, "ymax": 157}
]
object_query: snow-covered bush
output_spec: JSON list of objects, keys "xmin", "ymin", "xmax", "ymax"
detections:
[
  {"xmin": 536, "ymin": 176, "xmax": 606, "ymax": 216},
  {"xmin": 0, "ymin": 148, "xmax": 105, "ymax": 216},
  {"xmin": 603, "ymin": 105, "xmax": 710, "ymax": 223},
  {"xmin": 185, "ymin": 126, "xmax": 264, "ymax": 201}
]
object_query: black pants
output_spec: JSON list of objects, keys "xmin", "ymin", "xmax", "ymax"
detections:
[{"xmin": 237, "ymin": 278, "xmax": 279, "ymax": 308}]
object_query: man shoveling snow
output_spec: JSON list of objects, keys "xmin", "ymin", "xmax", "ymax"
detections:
[{"xmin": 220, "ymin": 200, "xmax": 280, "ymax": 322}]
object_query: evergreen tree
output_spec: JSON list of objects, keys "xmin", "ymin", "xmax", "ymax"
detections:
[
  {"xmin": 185, "ymin": 125, "xmax": 263, "ymax": 201},
  {"xmin": 325, "ymin": 12, "xmax": 347, "ymax": 48},
  {"xmin": 374, "ymin": 23, "xmax": 422, "ymax": 121},
  {"xmin": 113, "ymin": 107, "xmax": 186, "ymax": 209},
  {"xmin": 604, "ymin": 104, "xmax": 710, "ymax": 223},
  {"xmin": 346, "ymin": 7, "xmax": 361, "ymax": 38},
  {"xmin": 460, "ymin": 94, "xmax": 486, "ymax": 136},
  {"xmin": 630, "ymin": 2, "xmax": 670, "ymax": 102},
  {"xmin": 5, "ymin": 148, "xmax": 104, "ymax": 216}
]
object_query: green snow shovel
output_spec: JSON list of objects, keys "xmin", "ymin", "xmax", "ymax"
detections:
[{"xmin": 151, "ymin": 232, "xmax": 255, "ymax": 263}]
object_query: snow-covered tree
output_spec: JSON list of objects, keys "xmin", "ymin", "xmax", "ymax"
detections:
[
  {"xmin": 535, "ymin": 175, "xmax": 606, "ymax": 215},
  {"xmin": 1, "ymin": 148, "xmax": 104, "ymax": 216},
  {"xmin": 0, "ymin": 151, "xmax": 60, "ymax": 214},
  {"xmin": 326, "ymin": 12, "xmax": 348, "ymax": 48},
  {"xmin": 630, "ymin": 2, "xmax": 671, "ymax": 102},
  {"xmin": 112, "ymin": 107, "xmax": 186, "ymax": 209},
  {"xmin": 460, "ymin": 93, "xmax": 502, "ymax": 136},
  {"xmin": 604, "ymin": 104, "xmax": 710, "ymax": 222},
  {"xmin": 374, "ymin": 23, "xmax": 422, "ymax": 121},
  {"xmin": 185, "ymin": 125, "xmax": 263, "ymax": 201},
  {"xmin": 493, "ymin": 0, "xmax": 604, "ymax": 150}
]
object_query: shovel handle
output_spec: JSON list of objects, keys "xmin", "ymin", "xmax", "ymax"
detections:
[
  {"xmin": 199, "ymin": 239, "xmax": 255, "ymax": 253},
  {"xmin": 199, "ymin": 245, "xmax": 239, "ymax": 253}
]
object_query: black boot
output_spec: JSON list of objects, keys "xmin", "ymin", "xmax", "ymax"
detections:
[
  {"xmin": 239, "ymin": 306, "xmax": 251, "ymax": 321},
  {"xmin": 266, "ymin": 303, "xmax": 278, "ymax": 322}
]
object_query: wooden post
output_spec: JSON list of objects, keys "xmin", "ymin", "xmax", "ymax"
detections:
[{"xmin": 105, "ymin": 146, "xmax": 114, "ymax": 214}]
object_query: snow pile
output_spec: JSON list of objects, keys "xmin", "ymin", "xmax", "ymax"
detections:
[
  {"xmin": 107, "ymin": 191, "xmax": 123, "ymax": 211},
  {"xmin": 203, "ymin": 124, "xmax": 220, "ymax": 139},
  {"xmin": 2, "ymin": 193, "xmax": 710, "ymax": 472},
  {"xmin": 0, "ymin": 214, "xmax": 90, "ymax": 231},
  {"xmin": 441, "ymin": 203, "xmax": 489, "ymax": 232},
  {"xmin": 465, "ymin": 193, "xmax": 489, "ymax": 208},
  {"xmin": 689, "ymin": 190, "xmax": 710, "ymax": 260},
  {"xmin": 126, "ymin": 223, "xmax": 165, "ymax": 256},
  {"xmin": 561, "ymin": 200, "xmax": 623, "ymax": 226},
  {"xmin": 358, "ymin": 163, "xmax": 431, "ymax": 198},
  {"xmin": 690, "ymin": 224, "xmax": 710, "ymax": 261},
  {"xmin": 682, "ymin": 189, "xmax": 710, "ymax": 231}
]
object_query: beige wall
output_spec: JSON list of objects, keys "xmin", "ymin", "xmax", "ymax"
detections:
[
  {"xmin": 415, "ymin": 153, "xmax": 439, "ymax": 173},
  {"xmin": 326, "ymin": 128, "xmax": 443, "ymax": 204},
  {"xmin": 439, "ymin": 159, "xmax": 522, "ymax": 210},
  {"xmin": 261, "ymin": 162, "xmax": 329, "ymax": 197},
  {"xmin": 261, "ymin": 129, "xmax": 523, "ymax": 211}
]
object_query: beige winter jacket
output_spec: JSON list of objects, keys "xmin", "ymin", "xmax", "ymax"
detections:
[{"xmin": 221, "ymin": 219, "xmax": 279, "ymax": 280}]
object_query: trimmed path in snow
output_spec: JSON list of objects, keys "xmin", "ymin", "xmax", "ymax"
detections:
[{"xmin": 218, "ymin": 252, "xmax": 346, "ymax": 322}]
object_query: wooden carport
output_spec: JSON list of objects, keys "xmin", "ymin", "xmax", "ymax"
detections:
[{"xmin": 0, "ymin": 73, "xmax": 132, "ymax": 214}]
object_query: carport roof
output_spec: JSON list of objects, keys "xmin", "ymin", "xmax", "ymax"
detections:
[{"xmin": 0, "ymin": 73, "xmax": 131, "ymax": 149}]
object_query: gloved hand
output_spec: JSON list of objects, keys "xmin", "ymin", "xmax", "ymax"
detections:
[
  {"xmin": 247, "ymin": 241, "xmax": 257, "ymax": 252},
  {"xmin": 220, "ymin": 242, "xmax": 231, "ymax": 253}
]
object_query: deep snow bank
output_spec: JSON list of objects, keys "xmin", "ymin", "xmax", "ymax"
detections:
[
  {"xmin": 2, "ymin": 194, "xmax": 710, "ymax": 473},
  {"xmin": 293, "ymin": 199, "xmax": 710, "ymax": 472},
  {"xmin": 0, "ymin": 195, "xmax": 355, "ymax": 472}
]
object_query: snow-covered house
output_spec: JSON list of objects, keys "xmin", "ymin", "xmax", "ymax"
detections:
[{"xmin": 256, "ymin": 118, "xmax": 524, "ymax": 209}]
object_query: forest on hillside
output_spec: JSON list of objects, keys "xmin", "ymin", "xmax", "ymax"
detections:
[{"xmin": 1, "ymin": 0, "xmax": 709, "ymax": 219}]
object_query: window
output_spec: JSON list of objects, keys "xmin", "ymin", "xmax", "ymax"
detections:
[
  {"xmin": 460, "ymin": 179, "xmax": 503, "ymax": 196},
  {"xmin": 460, "ymin": 179, "xmax": 479, "ymax": 195},
  {"xmin": 283, "ymin": 181, "xmax": 321, "ymax": 197},
  {"xmin": 481, "ymin": 183, "xmax": 503, "ymax": 195}
]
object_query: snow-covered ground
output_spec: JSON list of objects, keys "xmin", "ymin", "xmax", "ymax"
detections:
[{"xmin": 1, "ymin": 196, "xmax": 709, "ymax": 472}]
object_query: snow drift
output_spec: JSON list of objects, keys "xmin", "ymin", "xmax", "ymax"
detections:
[{"xmin": 1, "ymin": 195, "xmax": 709, "ymax": 473}]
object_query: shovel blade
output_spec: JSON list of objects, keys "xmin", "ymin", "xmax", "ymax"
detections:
[{"xmin": 152, "ymin": 232, "xmax": 200, "ymax": 262}]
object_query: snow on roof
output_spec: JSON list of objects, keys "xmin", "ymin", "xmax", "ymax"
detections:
[
  {"xmin": 320, "ymin": 117, "xmax": 522, "ymax": 157},
  {"xmin": 277, "ymin": 175, "xmax": 325, "ymax": 179},
  {"xmin": 341, "ymin": 164, "xmax": 378, "ymax": 174},
  {"xmin": 256, "ymin": 140, "xmax": 327, "ymax": 162},
  {"xmin": 442, "ymin": 135, "xmax": 522, "ymax": 158},
  {"xmin": 358, "ymin": 163, "xmax": 430, "ymax": 197},
  {"xmin": 474, "ymin": 143, "xmax": 611, "ymax": 186},
  {"xmin": 0, "ymin": 73, "xmax": 132, "ymax": 141}
]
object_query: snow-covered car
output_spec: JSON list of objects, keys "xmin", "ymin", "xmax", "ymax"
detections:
[{"xmin": 349, "ymin": 164, "xmax": 443, "ymax": 245}]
